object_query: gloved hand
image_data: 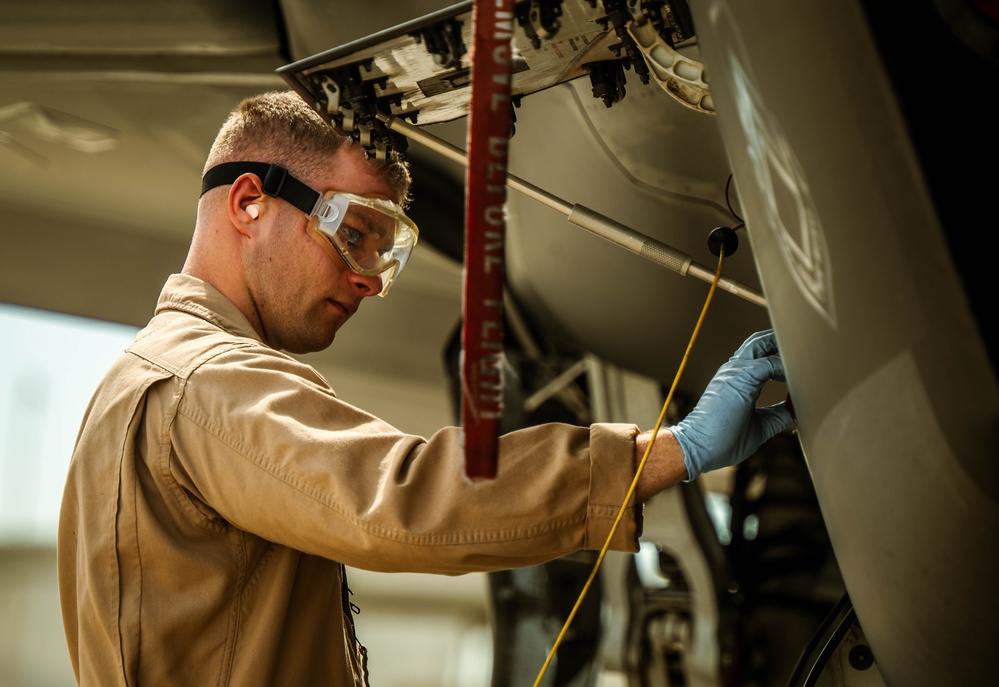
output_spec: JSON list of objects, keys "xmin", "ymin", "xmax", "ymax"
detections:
[{"xmin": 670, "ymin": 329, "xmax": 794, "ymax": 481}]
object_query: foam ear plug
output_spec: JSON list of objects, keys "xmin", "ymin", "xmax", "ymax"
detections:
[{"xmin": 247, "ymin": 204, "xmax": 259, "ymax": 219}]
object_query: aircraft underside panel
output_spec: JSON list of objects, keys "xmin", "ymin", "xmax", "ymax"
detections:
[{"xmin": 690, "ymin": 1, "xmax": 999, "ymax": 686}]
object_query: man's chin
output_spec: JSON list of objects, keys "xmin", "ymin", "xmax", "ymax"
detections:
[{"xmin": 282, "ymin": 327, "xmax": 339, "ymax": 355}]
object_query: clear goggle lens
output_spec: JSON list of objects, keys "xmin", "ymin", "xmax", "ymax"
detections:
[{"xmin": 308, "ymin": 191, "xmax": 419, "ymax": 296}]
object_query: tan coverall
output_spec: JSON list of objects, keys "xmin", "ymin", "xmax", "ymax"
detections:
[{"xmin": 58, "ymin": 273, "xmax": 642, "ymax": 686}]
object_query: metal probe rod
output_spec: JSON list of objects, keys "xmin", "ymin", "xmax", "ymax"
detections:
[{"xmin": 376, "ymin": 113, "xmax": 767, "ymax": 308}]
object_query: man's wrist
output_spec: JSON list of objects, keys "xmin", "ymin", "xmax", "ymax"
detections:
[{"xmin": 634, "ymin": 429, "xmax": 688, "ymax": 501}]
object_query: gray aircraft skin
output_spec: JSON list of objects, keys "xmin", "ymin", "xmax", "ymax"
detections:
[{"xmin": 1, "ymin": 2, "xmax": 995, "ymax": 686}]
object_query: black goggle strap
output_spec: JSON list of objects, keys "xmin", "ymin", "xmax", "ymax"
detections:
[{"xmin": 200, "ymin": 162, "xmax": 320, "ymax": 215}]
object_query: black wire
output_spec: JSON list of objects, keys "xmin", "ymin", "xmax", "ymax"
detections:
[{"xmin": 725, "ymin": 174, "xmax": 744, "ymax": 223}]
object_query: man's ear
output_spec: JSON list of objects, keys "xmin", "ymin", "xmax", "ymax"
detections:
[{"xmin": 228, "ymin": 173, "xmax": 267, "ymax": 234}]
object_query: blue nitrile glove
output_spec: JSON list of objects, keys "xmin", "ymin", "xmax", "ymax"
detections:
[{"xmin": 670, "ymin": 329, "xmax": 794, "ymax": 481}]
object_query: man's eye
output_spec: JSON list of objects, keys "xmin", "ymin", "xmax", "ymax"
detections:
[{"xmin": 340, "ymin": 226, "xmax": 364, "ymax": 249}]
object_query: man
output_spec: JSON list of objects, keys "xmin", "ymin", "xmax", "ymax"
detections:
[{"xmin": 58, "ymin": 90, "xmax": 792, "ymax": 686}]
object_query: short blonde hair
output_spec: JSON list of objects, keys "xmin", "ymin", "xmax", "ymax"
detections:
[{"xmin": 204, "ymin": 90, "xmax": 412, "ymax": 205}]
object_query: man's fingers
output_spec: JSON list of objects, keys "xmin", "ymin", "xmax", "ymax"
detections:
[
  {"xmin": 755, "ymin": 404, "xmax": 794, "ymax": 440},
  {"xmin": 732, "ymin": 329, "xmax": 778, "ymax": 360}
]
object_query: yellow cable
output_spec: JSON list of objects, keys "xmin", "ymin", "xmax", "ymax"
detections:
[{"xmin": 531, "ymin": 248, "xmax": 727, "ymax": 687}]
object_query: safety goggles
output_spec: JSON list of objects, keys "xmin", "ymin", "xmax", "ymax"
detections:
[{"xmin": 201, "ymin": 162, "xmax": 418, "ymax": 296}]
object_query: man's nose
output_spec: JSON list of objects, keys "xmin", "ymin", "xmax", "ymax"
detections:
[{"xmin": 348, "ymin": 270, "xmax": 384, "ymax": 297}]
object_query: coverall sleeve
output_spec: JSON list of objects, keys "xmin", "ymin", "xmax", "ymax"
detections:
[{"xmin": 166, "ymin": 344, "xmax": 642, "ymax": 574}]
